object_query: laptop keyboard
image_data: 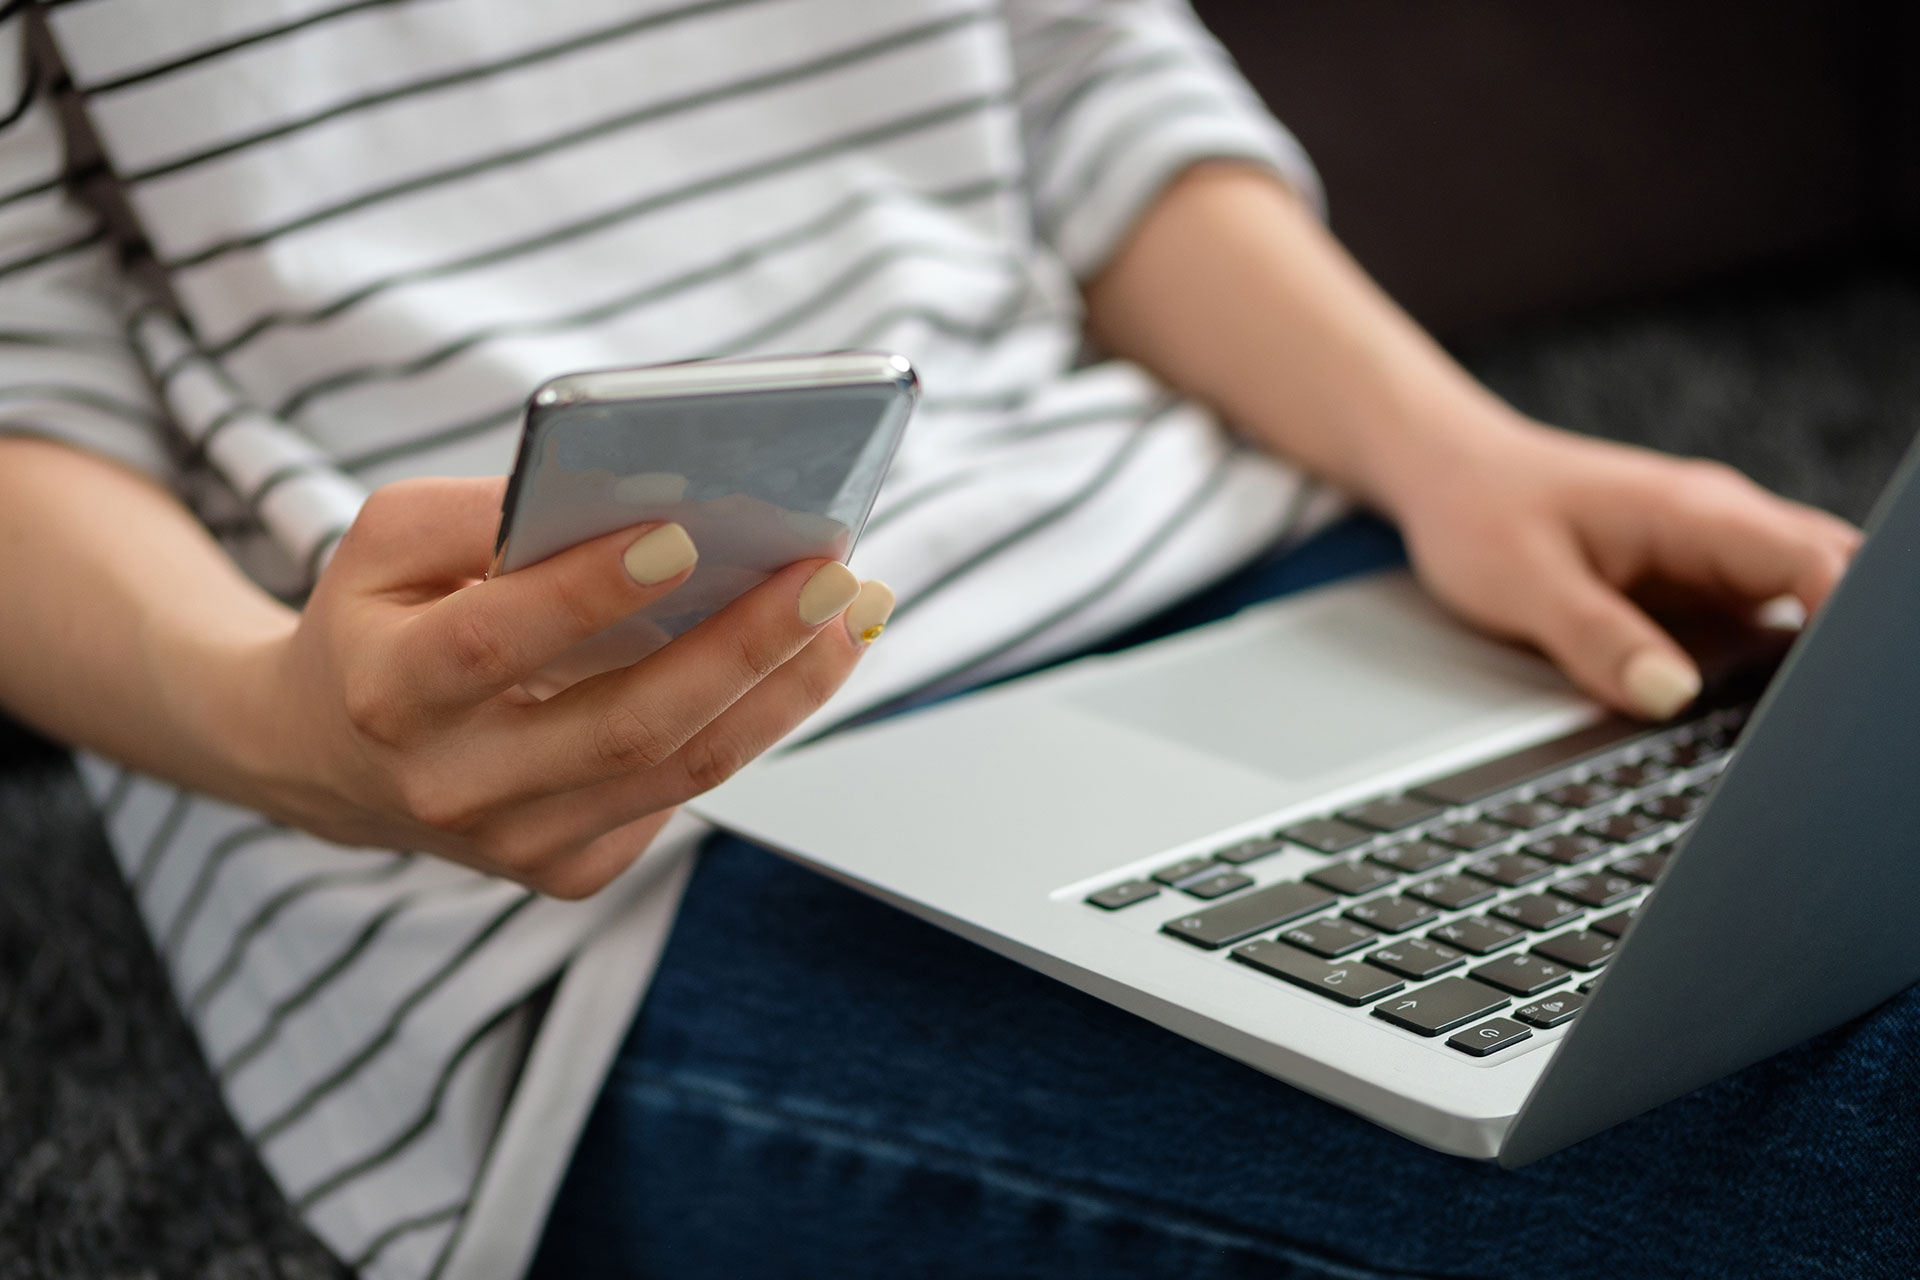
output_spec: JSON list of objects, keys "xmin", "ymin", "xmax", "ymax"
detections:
[{"xmin": 1082, "ymin": 704, "xmax": 1750, "ymax": 1056}]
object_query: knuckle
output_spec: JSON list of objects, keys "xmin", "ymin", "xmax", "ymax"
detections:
[
  {"xmin": 443, "ymin": 610, "xmax": 521, "ymax": 692},
  {"xmin": 593, "ymin": 703, "xmax": 677, "ymax": 774},
  {"xmin": 528, "ymin": 858, "xmax": 614, "ymax": 901},
  {"xmin": 543, "ymin": 568, "xmax": 610, "ymax": 639},
  {"xmin": 340, "ymin": 666, "xmax": 405, "ymax": 743},
  {"xmin": 719, "ymin": 622, "xmax": 783, "ymax": 686},
  {"xmin": 677, "ymin": 731, "xmax": 751, "ymax": 797},
  {"xmin": 396, "ymin": 772, "xmax": 485, "ymax": 835}
]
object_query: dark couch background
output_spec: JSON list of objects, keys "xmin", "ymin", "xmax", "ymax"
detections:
[{"xmin": 1196, "ymin": 0, "xmax": 1920, "ymax": 335}]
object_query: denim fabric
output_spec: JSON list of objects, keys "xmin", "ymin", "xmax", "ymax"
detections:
[{"xmin": 530, "ymin": 517, "xmax": 1920, "ymax": 1280}]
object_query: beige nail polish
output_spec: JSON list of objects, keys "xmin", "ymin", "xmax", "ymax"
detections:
[
  {"xmin": 1623, "ymin": 650, "xmax": 1701, "ymax": 721},
  {"xmin": 844, "ymin": 580, "xmax": 896, "ymax": 645},
  {"xmin": 797, "ymin": 562, "xmax": 860, "ymax": 625},
  {"xmin": 622, "ymin": 523, "xmax": 697, "ymax": 585}
]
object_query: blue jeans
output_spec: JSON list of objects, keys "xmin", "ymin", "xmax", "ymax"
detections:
[{"xmin": 529, "ymin": 517, "xmax": 1920, "ymax": 1280}]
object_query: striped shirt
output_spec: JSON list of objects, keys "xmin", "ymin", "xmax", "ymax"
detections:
[{"xmin": 1, "ymin": 1, "xmax": 1335, "ymax": 1275}]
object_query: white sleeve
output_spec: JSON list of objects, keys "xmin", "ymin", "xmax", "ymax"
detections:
[
  {"xmin": 1005, "ymin": 0, "xmax": 1324, "ymax": 279},
  {"xmin": 0, "ymin": 9, "xmax": 175, "ymax": 483}
]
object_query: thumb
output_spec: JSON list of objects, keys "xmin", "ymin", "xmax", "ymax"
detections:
[{"xmin": 1526, "ymin": 556, "xmax": 1702, "ymax": 722}]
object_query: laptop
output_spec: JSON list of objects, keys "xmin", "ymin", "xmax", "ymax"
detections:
[{"xmin": 691, "ymin": 438, "xmax": 1920, "ymax": 1166}]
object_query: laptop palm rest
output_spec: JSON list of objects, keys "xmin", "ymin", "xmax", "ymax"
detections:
[{"xmin": 1505, "ymin": 441, "xmax": 1920, "ymax": 1165}]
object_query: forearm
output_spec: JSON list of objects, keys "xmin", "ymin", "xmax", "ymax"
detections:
[
  {"xmin": 1082, "ymin": 162, "xmax": 1530, "ymax": 516},
  {"xmin": 0, "ymin": 438, "xmax": 293, "ymax": 801}
]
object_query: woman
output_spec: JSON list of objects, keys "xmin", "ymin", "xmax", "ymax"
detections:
[{"xmin": 0, "ymin": 2, "xmax": 1881, "ymax": 1277}]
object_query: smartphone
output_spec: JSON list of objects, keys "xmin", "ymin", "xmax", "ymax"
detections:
[{"xmin": 491, "ymin": 351, "xmax": 918, "ymax": 694}]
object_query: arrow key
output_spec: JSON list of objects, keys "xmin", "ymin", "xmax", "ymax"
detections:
[{"xmin": 1371, "ymin": 977, "xmax": 1508, "ymax": 1035}]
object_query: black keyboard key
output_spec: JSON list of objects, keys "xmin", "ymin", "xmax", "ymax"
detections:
[
  {"xmin": 1448, "ymin": 1017, "xmax": 1534, "ymax": 1056},
  {"xmin": 1231, "ymin": 941, "xmax": 1404, "ymax": 1006},
  {"xmin": 1641, "ymin": 791, "xmax": 1706, "ymax": 823},
  {"xmin": 1183, "ymin": 871, "xmax": 1254, "ymax": 900},
  {"xmin": 1660, "ymin": 740, "xmax": 1716, "ymax": 767},
  {"xmin": 1514, "ymin": 989, "xmax": 1587, "ymax": 1028},
  {"xmin": 1583, "ymin": 811, "xmax": 1665, "ymax": 844},
  {"xmin": 1428, "ymin": 820, "xmax": 1509, "ymax": 852},
  {"xmin": 1307, "ymin": 860, "xmax": 1400, "ymax": 896},
  {"xmin": 1215, "ymin": 837, "xmax": 1288, "ymax": 866},
  {"xmin": 1338, "ymin": 794, "xmax": 1444, "ymax": 832},
  {"xmin": 1151, "ymin": 856, "xmax": 1218, "ymax": 886},
  {"xmin": 1367, "ymin": 936, "xmax": 1466, "ymax": 980},
  {"xmin": 1485, "ymin": 800, "xmax": 1567, "ymax": 830},
  {"xmin": 1602, "ymin": 759, "xmax": 1671, "ymax": 788},
  {"xmin": 1277, "ymin": 915, "xmax": 1380, "ymax": 958},
  {"xmin": 1531, "ymin": 929, "xmax": 1618, "ymax": 971},
  {"xmin": 1372, "ymin": 977, "xmax": 1508, "ymax": 1035},
  {"xmin": 1406, "ymin": 874, "xmax": 1497, "ymax": 911},
  {"xmin": 1087, "ymin": 880, "xmax": 1158, "ymax": 910},
  {"xmin": 1281, "ymin": 817, "xmax": 1373, "ymax": 854},
  {"xmin": 1470, "ymin": 952, "xmax": 1573, "ymax": 996},
  {"xmin": 1609, "ymin": 849, "xmax": 1671, "ymax": 883},
  {"xmin": 1579, "ymin": 977, "xmax": 1602, "ymax": 994},
  {"xmin": 1491, "ymin": 894, "xmax": 1584, "ymax": 931},
  {"xmin": 1344, "ymin": 895, "xmax": 1442, "ymax": 934},
  {"xmin": 1552, "ymin": 873, "xmax": 1640, "ymax": 909},
  {"xmin": 1428, "ymin": 915, "xmax": 1527, "ymax": 955},
  {"xmin": 1542, "ymin": 780, "xmax": 1622, "ymax": 809},
  {"xmin": 1411, "ymin": 717, "xmax": 1646, "ymax": 806},
  {"xmin": 1592, "ymin": 907, "xmax": 1640, "ymax": 938},
  {"xmin": 1525, "ymin": 833, "xmax": 1611, "ymax": 866},
  {"xmin": 1161, "ymin": 881, "xmax": 1338, "ymax": 949},
  {"xmin": 1463, "ymin": 853, "xmax": 1554, "ymax": 888},
  {"xmin": 1370, "ymin": 840, "xmax": 1455, "ymax": 874}
]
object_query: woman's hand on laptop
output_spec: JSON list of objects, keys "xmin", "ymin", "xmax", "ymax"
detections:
[{"xmin": 1389, "ymin": 421, "xmax": 1860, "ymax": 721}]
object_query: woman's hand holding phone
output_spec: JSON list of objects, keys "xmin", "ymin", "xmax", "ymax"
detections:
[{"xmin": 244, "ymin": 475, "xmax": 892, "ymax": 898}]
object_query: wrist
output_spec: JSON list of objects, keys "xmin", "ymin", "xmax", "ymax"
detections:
[{"xmin": 148, "ymin": 605, "xmax": 303, "ymax": 815}]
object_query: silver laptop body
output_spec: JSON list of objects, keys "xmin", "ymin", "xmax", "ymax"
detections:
[{"xmin": 694, "ymin": 439, "xmax": 1920, "ymax": 1165}]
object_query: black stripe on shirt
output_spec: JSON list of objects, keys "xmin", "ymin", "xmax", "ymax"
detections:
[
  {"xmin": 351, "ymin": 1199, "xmax": 467, "ymax": 1274},
  {"xmin": 1044, "ymin": 92, "xmax": 1238, "ymax": 232},
  {"xmin": 328, "ymin": 273, "xmax": 1029, "ymax": 478},
  {"xmin": 98, "ymin": 766, "xmax": 133, "ymax": 818},
  {"xmin": 0, "ymin": 381, "xmax": 162, "ymax": 429},
  {"xmin": 159, "ymin": 821, "xmax": 285, "ymax": 961},
  {"xmin": 0, "ymin": 325, "xmax": 131, "ymax": 353},
  {"xmin": 294, "ymin": 995, "xmax": 524, "ymax": 1212},
  {"xmin": 0, "ymin": 221, "xmax": 104, "ymax": 279},
  {"xmin": 79, "ymin": 0, "xmax": 420, "ymax": 97},
  {"xmin": 186, "ymin": 853, "xmax": 412, "ymax": 1015},
  {"xmin": 0, "ymin": 54, "xmax": 38, "ymax": 133},
  {"xmin": 127, "ymin": 0, "xmax": 795, "ymax": 182},
  {"xmin": 218, "ymin": 882, "xmax": 466, "ymax": 1080},
  {"xmin": 861, "ymin": 401, "xmax": 1144, "ymax": 536},
  {"xmin": 248, "ymin": 890, "xmax": 535, "ymax": 1147},
  {"xmin": 887, "ymin": 397, "xmax": 1174, "ymax": 625},
  {"xmin": 272, "ymin": 175, "xmax": 1011, "ymax": 417},
  {"xmin": 922, "ymin": 447, "xmax": 1249, "ymax": 690},
  {"xmin": 130, "ymin": 788, "xmax": 191, "ymax": 893},
  {"xmin": 164, "ymin": 12, "xmax": 993, "ymax": 273},
  {"xmin": 0, "ymin": 159, "xmax": 106, "ymax": 213}
]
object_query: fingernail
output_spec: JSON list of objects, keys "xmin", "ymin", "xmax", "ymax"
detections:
[
  {"xmin": 844, "ymin": 580, "xmax": 895, "ymax": 645},
  {"xmin": 797, "ymin": 562, "xmax": 860, "ymax": 626},
  {"xmin": 1623, "ymin": 650, "xmax": 1701, "ymax": 721},
  {"xmin": 622, "ymin": 523, "xmax": 697, "ymax": 585}
]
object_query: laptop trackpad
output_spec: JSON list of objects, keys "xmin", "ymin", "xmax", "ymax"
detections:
[{"xmin": 1064, "ymin": 574, "xmax": 1577, "ymax": 783}]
